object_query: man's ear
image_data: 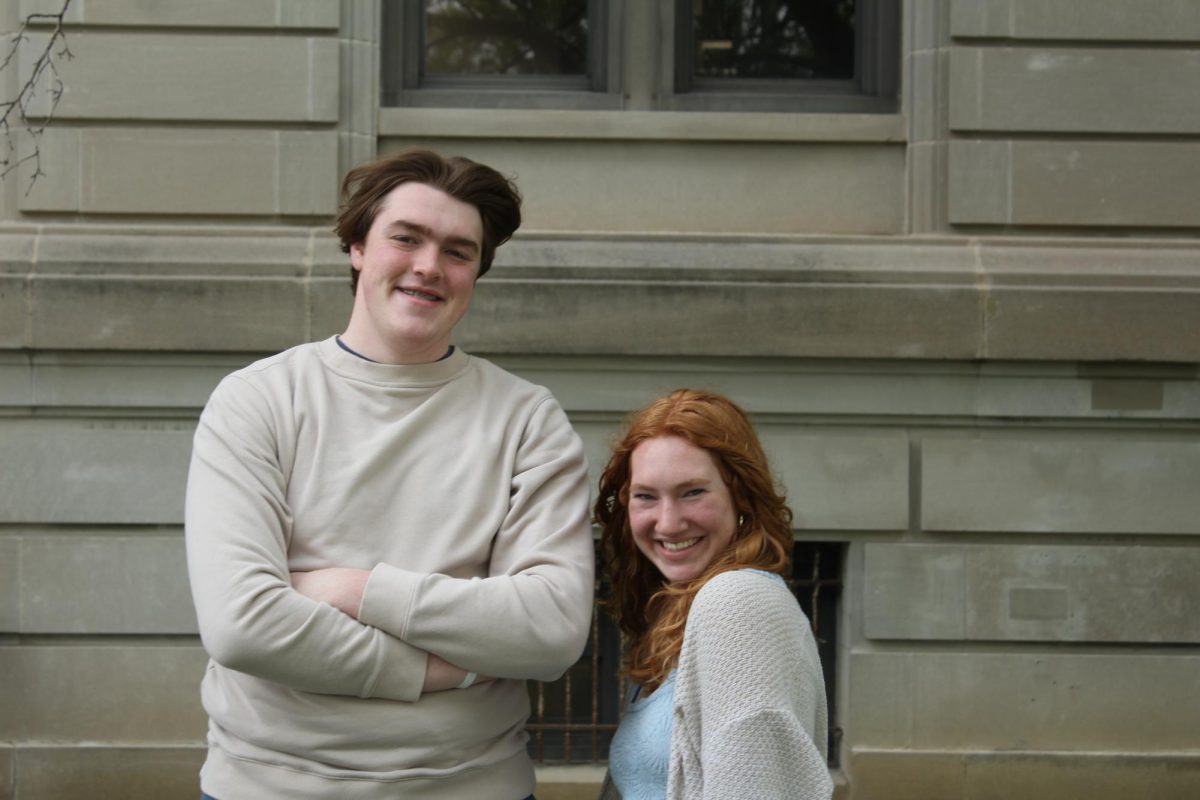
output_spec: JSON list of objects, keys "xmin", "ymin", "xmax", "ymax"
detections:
[{"xmin": 349, "ymin": 241, "xmax": 365, "ymax": 271}]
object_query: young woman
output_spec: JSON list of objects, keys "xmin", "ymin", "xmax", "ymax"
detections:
[{"xmin": 596, "ymin": 389, "xmax": 832, "ymax": 800}]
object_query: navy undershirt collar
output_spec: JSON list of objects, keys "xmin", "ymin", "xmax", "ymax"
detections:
[{"xmin": 335, "ymin": 336, "xmax": 453, "ymax": 363}]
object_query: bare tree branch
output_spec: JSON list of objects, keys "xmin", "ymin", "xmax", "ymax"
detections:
[{"xmin": 0, "ymin": 0, "xmax": 73, "ymax": 194}]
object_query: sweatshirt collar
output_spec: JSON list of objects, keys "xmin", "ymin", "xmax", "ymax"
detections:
[{"xmin": 317, "ymin": 336, "xmax": 470, "ymax": 385}]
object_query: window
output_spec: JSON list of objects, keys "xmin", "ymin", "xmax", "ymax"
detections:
[
  {"xmin": 382, "ymin": 0, "xmax": 897, "ymax": 113},
  {"xmin": 382, "ymin": 0, "xmax": 621, "ymax": 109},
  {"xmin": 672, "ymin": 0, "xmax": 898, "ymax": 112}
]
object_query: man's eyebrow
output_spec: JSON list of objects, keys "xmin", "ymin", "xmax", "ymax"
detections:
[{"xmin": 385, "ymin": 220, "xmax": 480, "ymax": 253}]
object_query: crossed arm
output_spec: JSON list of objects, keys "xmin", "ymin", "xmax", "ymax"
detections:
[
  {"xmin": 186, "ymin": 376, "xmax": 593, "ymax": 702},
  {"xmin": 288, "ymin": 395, "xmax": 595, "ymax": 685},
  {"xmin": 288, "ymin": 567, "xmax": 475, "ymax": 691}
]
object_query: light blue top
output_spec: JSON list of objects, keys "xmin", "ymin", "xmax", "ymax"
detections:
[
  {"xmin": 607, "ymin": 571, "xmax": 788, "ymax": 798},
  {"xmin": 608, "ymin": 670, "xmax": 677, "ymax": 800}
]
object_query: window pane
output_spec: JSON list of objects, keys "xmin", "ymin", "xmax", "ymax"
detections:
[
  {"xmin": 425, "ymin": 0, "xmax": 589, "ymax": 76},
  {"xmin": 691, "ymin": 0, "xmax": 855, "ymax": 80}
]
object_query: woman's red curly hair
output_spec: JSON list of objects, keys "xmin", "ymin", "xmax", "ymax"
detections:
[{"xmin": 594, "ymin": 389, "xmax": 793, "ymax": 692}]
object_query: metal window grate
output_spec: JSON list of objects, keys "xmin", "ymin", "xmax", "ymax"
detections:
[
  {"xmin": 786, "ymin": 540, "xmax": 844, "ymax": 766},
  {"xmin": 526, "ymin": 541, "xmax": 844, "ymax": 766}
]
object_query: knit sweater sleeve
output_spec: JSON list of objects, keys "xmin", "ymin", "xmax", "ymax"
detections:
[
  {"xmin": 357, "ymin": 394, "xmax": 594, "ymax": 681},
  {"xmin": 669, "ymin": 571, "xmax": 833, "ymax": 800},
  {"xmin": 185, "ymin": 375, "xmax": 427, "ymax": 702}
]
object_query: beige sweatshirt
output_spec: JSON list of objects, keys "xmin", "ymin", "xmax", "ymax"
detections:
[{"xmin": 185, "ymin": 337, "xmax": 594, "ymax": 799}]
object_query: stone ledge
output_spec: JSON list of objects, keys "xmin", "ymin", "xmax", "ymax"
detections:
[
  {"xmin": 0, "ymin": 748, "xmax": 841, "ymax": 800},
  {"xmin": 1, "ymin": 227, "xmax": 1198, "ymax": 361},
  {"xmin": 380, "ymin": 107, "xmax": 907, "ymax": 143},
  {"xmin": 4, "ymin": 746, "xmax": 204, "ymax": 800},
  {"xmin": 848, "ymin": 748, "xmax": 1200, "ymax": 800}
]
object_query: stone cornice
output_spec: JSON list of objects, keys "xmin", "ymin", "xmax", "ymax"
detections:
[{"xmin": 1, "ymin": 226, "xmax": 1197, "ymax": 362}]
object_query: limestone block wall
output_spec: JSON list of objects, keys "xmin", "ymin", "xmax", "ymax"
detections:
[
  {"xmin": 1, "ymin": 1, "xmax": 1200, "ymax": 798},
  {"xmin": 4, "ymin": 341, "xmax": 1199, "ymax": 799},
  {"xmin": 945, "ymin": 0, "xmax": 1200, "ymax": 230}
]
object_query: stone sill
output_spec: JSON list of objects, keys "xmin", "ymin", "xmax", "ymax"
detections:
[
  {"xmin": 380, "ymin": 107, "xmax": 907, "ymax": 143},
  {"xmin": 531, "ymin": 764, "xmax": 847, "ymax": 800}
]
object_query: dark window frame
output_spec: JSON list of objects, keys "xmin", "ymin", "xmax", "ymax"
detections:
[
  {"xmin": 381, "ymin": 0, "xmax": 622, "ymax": 110},
  {"xmin": 668, "ymin": 0, "xmax": 899, "ymax": 113},
  {"xmin": 381, "ymin": 0, "xmax": 898, "ymax": 113}
]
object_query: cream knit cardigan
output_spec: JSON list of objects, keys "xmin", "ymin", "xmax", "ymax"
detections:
[{"xmin": 603, "ymin": 569, "xmax": 832, "ymax": 800}]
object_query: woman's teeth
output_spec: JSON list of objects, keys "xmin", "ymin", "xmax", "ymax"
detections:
[{"xmin": 661, "ymin": 538, "xmax": 699, "ymax": 552}]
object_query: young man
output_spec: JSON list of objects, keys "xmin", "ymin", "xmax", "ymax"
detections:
[{"xmin": 185, "ymin": 149, "xmax": 594, "ymax": 799}]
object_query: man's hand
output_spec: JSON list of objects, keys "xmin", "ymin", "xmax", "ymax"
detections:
[
  {"xmin": 424, "ymin": 653, "xmax": 495, "ymax": 693},
  {"xmin": 290, "ymin": 568, "xmax": 370, "ymax": 618}
]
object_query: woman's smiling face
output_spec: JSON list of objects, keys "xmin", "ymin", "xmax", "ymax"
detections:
[{"xmin": 627, "ymin": 435, "xmax": 738, "ymax": 583}]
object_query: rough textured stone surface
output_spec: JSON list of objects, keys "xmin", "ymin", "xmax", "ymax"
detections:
[
  {"xmin": 1090, "ymin": 379, "xmax": 1163, "ymax": 412},
  {"xmin": 949, "ymin": 140, "xmax": 1200, "ymax": 227},
  {"xmin": 0, "ymin": 424, "xmax": 192, "ymax": 525},
  {"xmin": 985, "ymin": 284, "xmax": 1200, "ymax": 362},
  {"xmin": 922, "ymin": 437, "xmax": 1200, "ymax": 534},
  {"xmin": 0, "ymin": 539, "xmax": 17, "ymax": 631},
  {"xmin": 20, "ymin": 0, "xmax": 339, "ymax": 28},
  {"xmin": 907, "ymin": 139, "xmax": 948, "ymax": 233},
  {"xmin": 11, "ymin": 747, "xmax": 206, "ymax": 800},
  {"xmin": 534, "ymin": 766, "xmax": 608, "ymax": 800},
  {"xmin": 31, "ymin": 275, "xmax": 309, "ymax": 351},
  {"xmin": 380, "ymin": 138, "xmax": 906, "ymax": 235},
  {"xmin": 864, "ymin": 543, "xmax": 1200, "ymax": 642},
  {"xmin": 460, "ymin": 276, "xmax": 982, "ymax": 359},
  {"xmin": 0, "ymin": 645, "xmax": 208, "ymax": 742},
  {"xmin": 847, "ymin": 748, "xmax": 969, "ymax": 800},
  {"xmin": 0, "ymin": 748, "xmax": 10, "ymax": 800},
  {"xmin": 381, "ymin": 107, "xmax": 905, "ymax": 143},
  {"xmin": 18, "ymin": 535, "xmax": 197, "ymax": 634},
  {"xmin": 28, "ymin": 356, "xmax": 246, "ymax": 410},
  {"xmin": 0, "ymin": 276, "xmax": 26, "ymax": 349},
  {"xmin": 760, "ymin": 429, "xmax": 909, "ymax": 531},
  {"xmin": 28, "ymin": 228, "xmax": 315, "ymax": 277},
  {"xmin": 950, "ymin": 0, "xmax": 1200, "ymax": 41},
  {"xmin": 2, "ymin": 230, "xmax": 1197, "ymax": 362},
  {"xmin": 848, "ymin": 749, "xmax": 1200, "ymax": 800},
  {"xmin": 848, "ymin": 650, "xmax": 1200, "ymax": 750},
  {"xmin": 22, "ymin": 33, "xmax": 338, "ymax": 122},
  {"xmin": 951, "ymin": 48, "xmax": 1200, "ymax": 134},
  {"xmin": 309, "ymin": 276, "xmax": 356, "ymax": 342},
  {"xmin": 0, "ymin": 355, "xmax": 29, "ymax": 405},
  {"xmin": 19, "ymin": 130, "xmax": 338, "ymax": 216}
]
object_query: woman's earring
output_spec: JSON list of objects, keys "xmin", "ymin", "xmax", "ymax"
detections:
[{"xmin": 738, "ymin": 514, "xmax": 745, "ymax": 528}]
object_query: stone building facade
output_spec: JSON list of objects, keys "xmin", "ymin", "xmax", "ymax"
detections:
[{"xmin": 1, "ymin": 1, "xmax": 1198, "ymax": 798}]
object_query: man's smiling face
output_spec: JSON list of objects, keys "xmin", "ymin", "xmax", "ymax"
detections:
[{"xmin": 342, "ymin": 181, "xmax": 484, "ymax": 364}]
